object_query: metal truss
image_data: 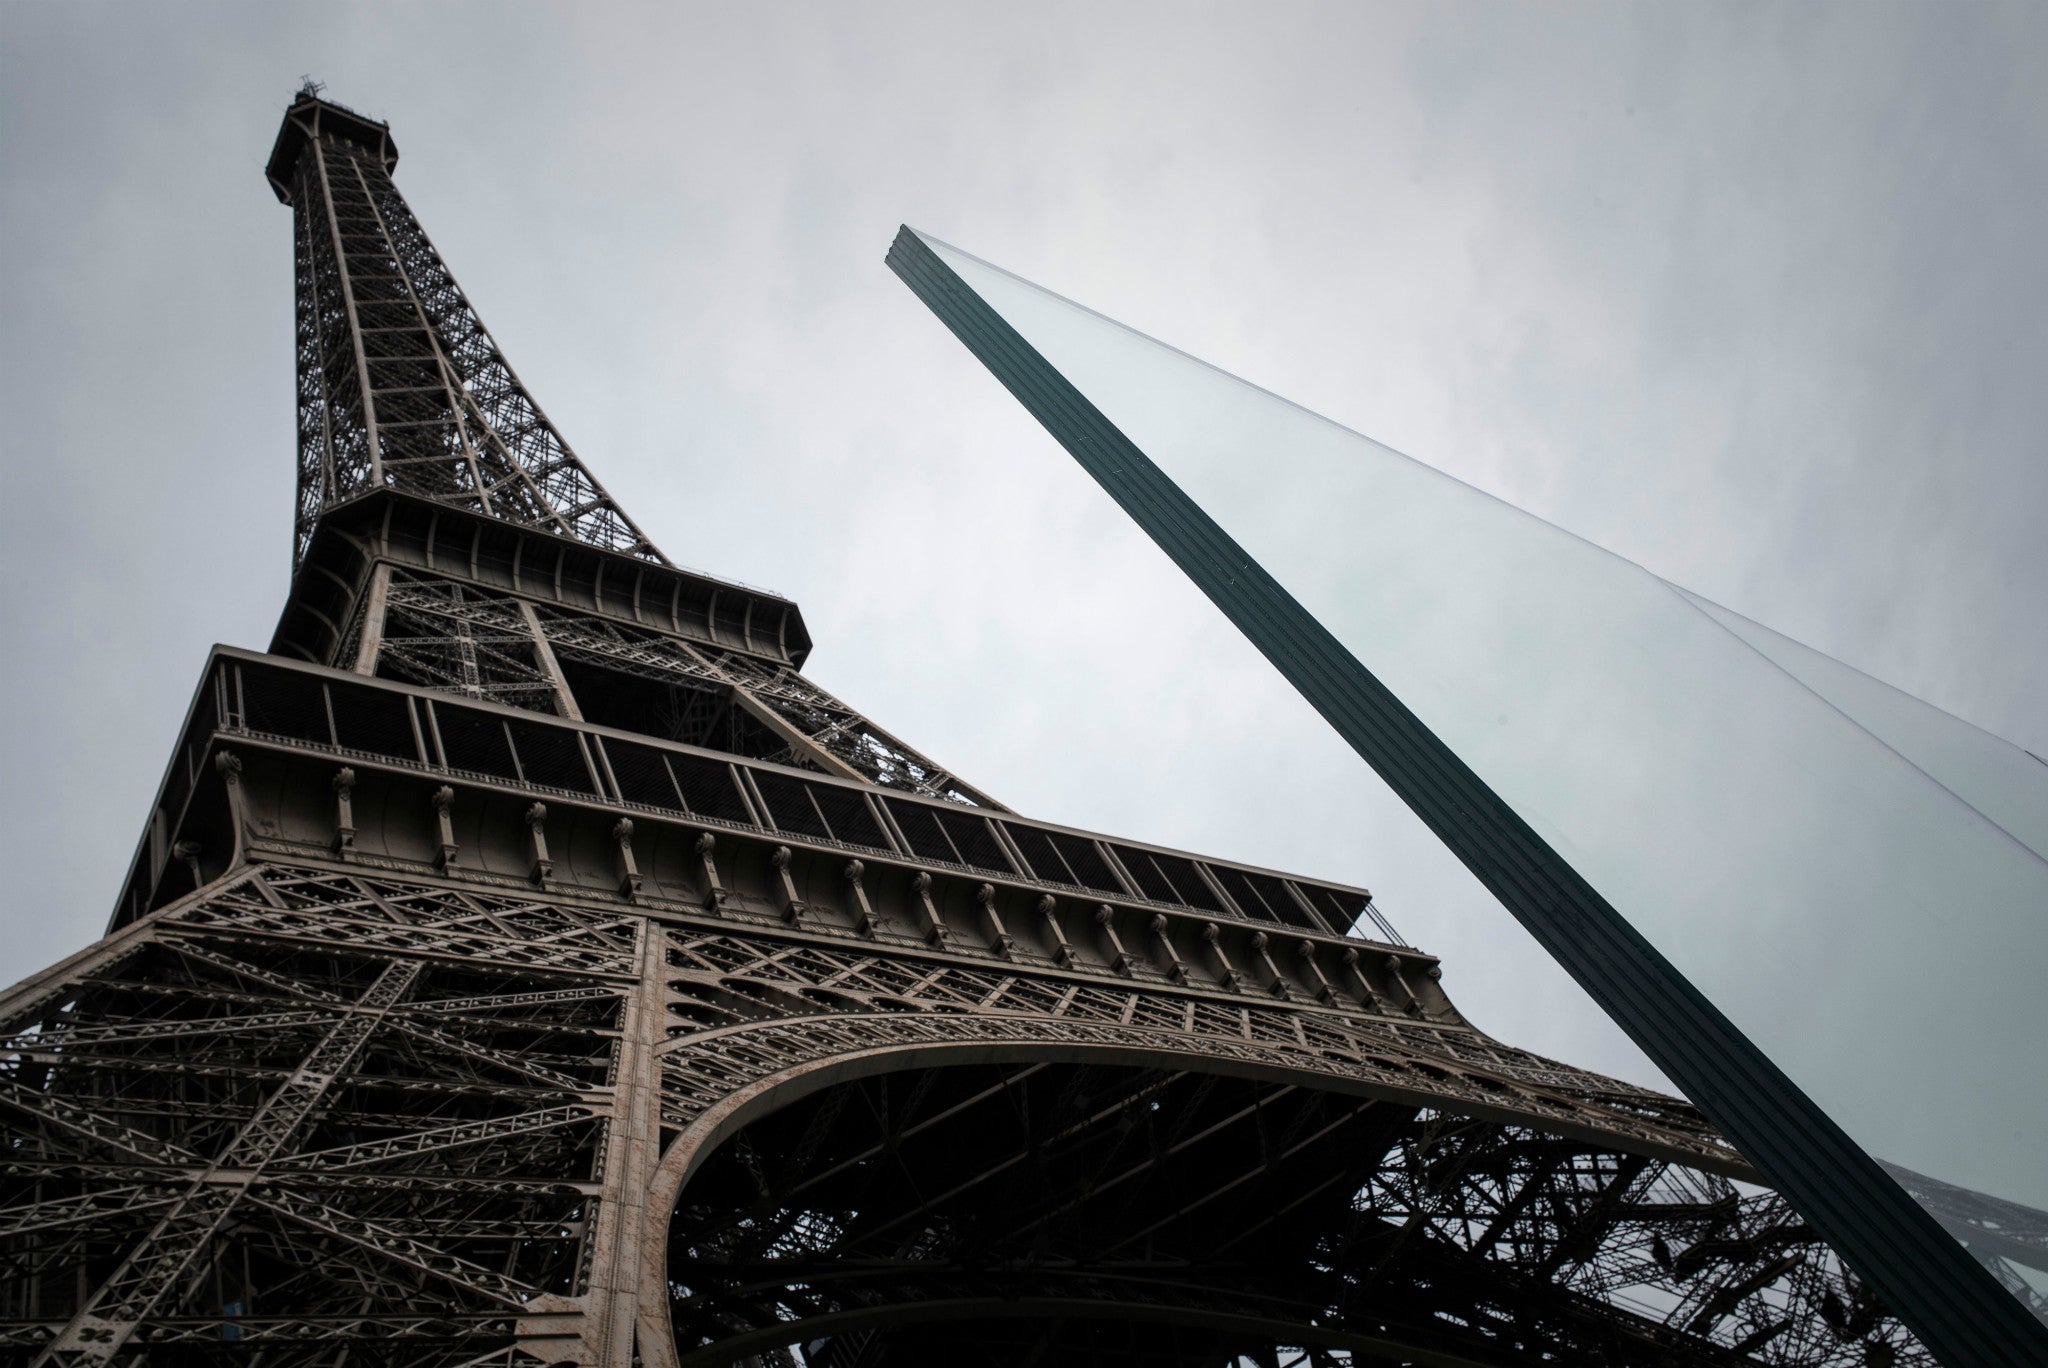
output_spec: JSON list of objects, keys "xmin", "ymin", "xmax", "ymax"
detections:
[
  {"xmin": 361, "ymin": 569, "xmax": 1000, "ymax": 808},
  {"xmin": 682, "ymin": 646, "xmax": 995, "ymax": 808},
  {"xmin": 665, "ymin": 1070, "xmax": 1929, "ymax": 1367},
  {"xmin": 2, "ymin": 863, "xmax": 631, "ymax": 1365},
  {"xmin": 2, "ymin": 858, "xmax": 1947, "ymax": 1366},
  {"xmin": 271, "ymin": 85, "xmax": 998, "ymax": 809},
  {"xmin": 648, "ymin": 937, "xmax": 1932, "ymax": 1366},
  {"xmin": 279, "ymin": 87, "xmax": 660, "ymax": 567},
  {"xmin": 376, "ymin": 575, "xmax": 566, "ymax": 714}
]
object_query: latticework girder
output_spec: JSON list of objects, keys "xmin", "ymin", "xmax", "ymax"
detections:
[
  {"xmin": 349, "ymin": 565, "xmax": 1006, "ymax": 810},
  {"xmin": 2, "ymin": 860, "xmax": 1943, "ymax": 1366},
  {"xmin": 274, "ymin": 89, "xmax": 662, "ymax": 569},
  {"xmin": 4, "ymin": 864, "xmax": 626, "ymax": 1365},
  {"xmin": 668, "ymin": 1066, "xmax": 1927, "ymax": 1367}
]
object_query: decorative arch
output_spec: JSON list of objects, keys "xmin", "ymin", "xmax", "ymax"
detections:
[{"xmin": 631, "ymin": 1007, "xmax": 1752, "ymax": 1368}]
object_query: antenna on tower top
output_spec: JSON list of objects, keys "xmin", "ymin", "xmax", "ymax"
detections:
[{"xmin": 297, "ymin": 75, "xmax": 325, "ymax": 99}]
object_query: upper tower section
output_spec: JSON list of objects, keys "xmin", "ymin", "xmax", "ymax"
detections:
[{"xmin": 266, "ymin": 85, "xmax": 664, "ymax": 568}]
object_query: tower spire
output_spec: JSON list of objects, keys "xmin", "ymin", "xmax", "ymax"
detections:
[{"xmin": 265, "ymin": 88, "xmax": 663, "ymax": 567}]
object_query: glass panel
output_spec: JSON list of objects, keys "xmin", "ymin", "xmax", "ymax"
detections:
[
  {"xmin": 913, "ymin": 230, "xmax": 2048, "ymax": 1307},
  {"xmin": 1676, "ymin": 589, "xmax": 2048, "ymax": 862}
]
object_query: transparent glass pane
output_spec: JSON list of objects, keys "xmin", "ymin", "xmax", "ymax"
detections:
[
  {"xmin": 1676, "ymin": 588, "xmax": 2048, "ymax": 863},
  {"xmin": 915, "ymin": 229, "xmax": 2048, "ymax": 1304}
]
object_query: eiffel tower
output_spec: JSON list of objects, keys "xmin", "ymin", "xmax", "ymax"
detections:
[{"xmin": 0, "ymin": 86, "xmax": 1940, "ymax": 1368}]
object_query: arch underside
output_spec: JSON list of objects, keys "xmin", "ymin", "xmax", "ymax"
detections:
[
  {"xmin": 660, "ymin": 1056, "xmax": 1922, "ymax": 1368},
  {"xmin": 651, "ymin": 958, "xmax": 1927, "ymax": 1368}
]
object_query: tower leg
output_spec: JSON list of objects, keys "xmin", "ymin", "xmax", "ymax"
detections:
[{"xmin": 519, "ymin": 921, "xmax": 668, "ymax": 1367}]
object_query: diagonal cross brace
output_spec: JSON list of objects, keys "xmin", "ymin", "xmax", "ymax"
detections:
[{"xmin": 30, "ymin": 956, "xmax": 423, "ymax": 1366}]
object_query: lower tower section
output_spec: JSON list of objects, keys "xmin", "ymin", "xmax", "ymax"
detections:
[{"xmin": 3, "ymin": 786, "xmax": 1932, "ymax": 1366}]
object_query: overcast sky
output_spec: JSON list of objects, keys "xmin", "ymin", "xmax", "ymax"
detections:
[{"xmin": 3, "ymin": 1, "xmax": 2043, "ymax": 1093}]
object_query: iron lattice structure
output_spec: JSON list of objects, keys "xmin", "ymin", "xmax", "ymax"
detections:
[
  {"xmin": 275, "ymin": 90, "xmax": 659, "ymax": 568},
  {"xmin": 6, "ymin": 86, "xmax": 2025, "ymax": 1367}
]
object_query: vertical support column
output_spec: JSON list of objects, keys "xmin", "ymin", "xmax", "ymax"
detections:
[
  {"xmin": 520, "ymin": 599, "xmax": 584, "ymax": 720},
  {"xmin": 604, "ymin": 919, "xmax": 664, "ymax": 1368},
  {"xmin": 525, "ymin": 919, "xmax": 666, "ymax": 1368},
  {"xmin": 311, "ymin": 140, "xmax": 383, "ymax": 488},
  {"xmin": 352, "ymin": 562, "xmax": 393, "ymax": 674}
]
